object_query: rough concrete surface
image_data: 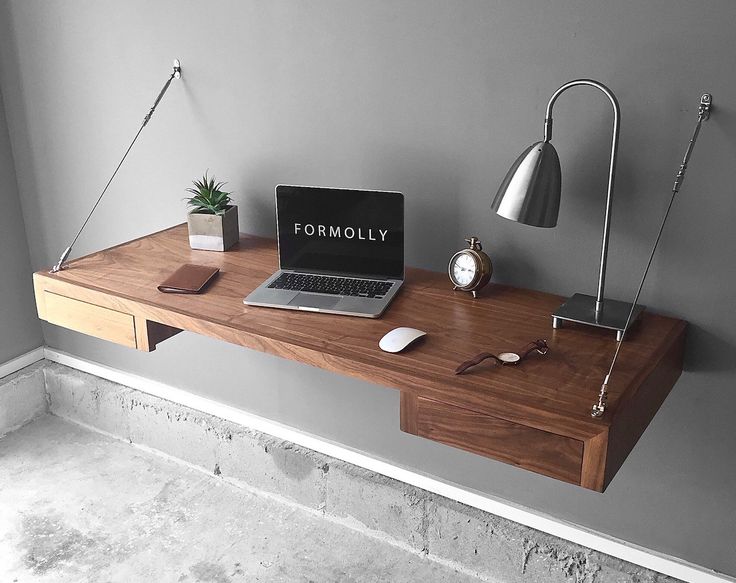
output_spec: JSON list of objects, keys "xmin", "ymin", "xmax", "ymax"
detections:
[
  {"xmin": 0, "ymin": 416, "xmax": 480, "ymax": 582},
  {"xmin": 324, "ymin": 462, "xmax": 428, "ymax": 552},
  {"xmin": 0, "ymin": 362, "xmax": 46, "ymax": 436},
  {"xmin": 0, "ymin": 361, "xmax": 684, "ymax": 582}
]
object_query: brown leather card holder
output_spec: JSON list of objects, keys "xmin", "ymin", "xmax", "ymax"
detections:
[{"xmin": 157, "ymin": 264, "xmax": 219, "ymax": 294}]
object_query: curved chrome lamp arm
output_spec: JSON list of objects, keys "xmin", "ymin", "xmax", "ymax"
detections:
[{"xmin": 543, "ymin": 79, "xmax": 621, "ymax": 313}]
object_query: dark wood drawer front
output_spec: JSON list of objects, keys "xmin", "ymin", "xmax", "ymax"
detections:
[{"xmin": 412, "ymin": 396, "xmax": 584, "ymax": 485}]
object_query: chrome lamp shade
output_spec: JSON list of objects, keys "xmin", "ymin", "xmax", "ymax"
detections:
[
  {"xmin": 492, "ymin": 141, "xmax": 561, "ymax": 228},
  {"xmin": 492, "ymin": 79, "xmax": 644, "ymax": 340}
]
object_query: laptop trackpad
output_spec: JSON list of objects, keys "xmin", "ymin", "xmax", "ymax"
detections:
[{"xmin": 288, "ymin": 293, "xmax": 340, "ymax": 310}]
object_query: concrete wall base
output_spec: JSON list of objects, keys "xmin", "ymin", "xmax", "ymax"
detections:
[
  {"xmin": 2, "ymin": 361, "xmax": 679, "ymax": 582},
  {"xmin": 0, "ymin": 362, "xmax": 46, "ymax": 437}
]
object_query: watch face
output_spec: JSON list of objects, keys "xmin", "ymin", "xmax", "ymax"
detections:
[
  {"xmin": 498, "ymin": 352, "xmax": 521, "ymax": 363},
  {"xmin": 451, "ymin": 252, "xmax": 478, "ymax": 287}
]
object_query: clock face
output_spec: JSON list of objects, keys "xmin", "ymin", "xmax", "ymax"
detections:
[{"xmin": 451, "ymin": 252, "xmax": 478, "ymax": 287}]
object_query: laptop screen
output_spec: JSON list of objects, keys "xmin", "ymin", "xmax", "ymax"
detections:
[{"xmin": 276, "ymin": 185, "xmax": 404, "ymax": 279}]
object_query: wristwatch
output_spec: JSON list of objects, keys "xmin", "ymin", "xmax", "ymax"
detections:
[{"xmin": 455, "ymin": 339, "xmax": 548, "ymax": 375}]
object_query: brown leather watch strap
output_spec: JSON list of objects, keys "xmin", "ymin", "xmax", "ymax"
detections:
[
  {"xmin": 454, "ymin": 339, "xmax": 548, "ymax": 375},
  {"xmin": 518, "ymin": 339, "xmax": 549, "ymax": 360},
  {"xmin": 454, "ymin": 352, "xmax": 502, "ymax": 375}
]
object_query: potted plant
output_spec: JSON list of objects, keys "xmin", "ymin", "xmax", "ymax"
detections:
[{"xmin": 185, "ymin": 172, "xmax": 239, "ymax": 251}]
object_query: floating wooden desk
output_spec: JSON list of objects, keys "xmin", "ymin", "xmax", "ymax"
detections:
[{"xmin": 33, "ymin": 225, "xmax": 686, "ymax": 491}]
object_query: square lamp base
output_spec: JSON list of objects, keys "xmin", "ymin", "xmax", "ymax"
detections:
[{"xmin": 552, "ymin": 293, "xmax": 645, "ymax": 341}]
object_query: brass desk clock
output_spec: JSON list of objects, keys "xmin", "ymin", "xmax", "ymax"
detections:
[{"xmin": 448, "ymin": 237, "xmax": 493, "ymax": 298}]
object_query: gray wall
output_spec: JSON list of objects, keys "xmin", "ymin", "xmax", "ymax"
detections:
[
  {"xmin": 1, "ymin": 0, "xmax": 734, "ymax": 575},
  {"xmin": 0, "ymin": 80, "xmax": 42, "ymax": 363}
]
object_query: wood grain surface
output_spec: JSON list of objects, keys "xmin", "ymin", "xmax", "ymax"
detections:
[
  {"xmin": 410, "ymin": 395, "xmax": 584, "ymax": 484},
  {"xmin": 33, "ymin": 224, "xmax": 687, "ymax": 490},
  {"xmin": 43, "ymin": 291, "xmax": 137, "ymax": 349}
]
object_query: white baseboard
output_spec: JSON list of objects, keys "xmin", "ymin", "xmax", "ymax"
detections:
[
  {"xmin": 42, "ymin": 347, "xmax": 732, "ymax": 583},
  {"xmin": 0, "ymin": 347, "xmax": 44, "ymax": 380}
]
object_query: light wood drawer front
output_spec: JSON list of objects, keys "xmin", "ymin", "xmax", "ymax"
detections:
[
  {"xmin": 44, "ymin": 292, "xmax": 136, "ymax": 349},
  {"xmin": 413, "ymin": 397, "xmax": 584, "ymax": 485}
]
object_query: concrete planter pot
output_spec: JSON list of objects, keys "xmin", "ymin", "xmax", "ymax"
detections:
[{"xmin": 187, "ymin": 205, "xmax": 239, "ymax": 251}]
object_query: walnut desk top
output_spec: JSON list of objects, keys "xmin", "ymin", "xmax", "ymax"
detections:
[{"xmin": 33, "ymin": 224, "xmax": 686, "ymax": 491}]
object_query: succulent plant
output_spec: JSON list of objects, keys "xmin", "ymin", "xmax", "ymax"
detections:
[{"xmin": 185, "ymin": 172, "xmax": 232, "ymax": 215}]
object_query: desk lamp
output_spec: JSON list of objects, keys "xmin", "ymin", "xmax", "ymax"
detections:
[
  {"xmin": 493, "ymin": 82, "xmax": 713, "ymax": 416},
  {"xmin": 491, "ymin": 79, "xmax": 640, "ymax": 340}
]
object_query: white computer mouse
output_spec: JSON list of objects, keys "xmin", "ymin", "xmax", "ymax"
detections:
[{"xmin": 379, "ymin": 327, "xmax": 427, "ymax": 353}]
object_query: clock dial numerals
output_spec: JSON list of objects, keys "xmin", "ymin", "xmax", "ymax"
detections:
[{"xmin": 452, "ymin": 253, "xmax": 477, "ymax": 286}]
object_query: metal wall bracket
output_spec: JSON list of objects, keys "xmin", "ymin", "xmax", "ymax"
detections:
[{"xmin": 699, "ymin": 93, "xmax": 712, "ymax": 120}]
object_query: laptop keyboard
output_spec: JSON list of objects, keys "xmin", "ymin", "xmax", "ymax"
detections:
[{"xmin": 268, "ymin": 272, "xmax": 393, "ymax": 299}]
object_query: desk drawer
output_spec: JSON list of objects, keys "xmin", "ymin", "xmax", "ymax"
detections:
[
  {"xmin": 401, "ymin": 394, "xmax": 583, "ymax": 485},
  {"xmin": 43, "ymin": 292, "xmax": 137, "ymax": 349}
]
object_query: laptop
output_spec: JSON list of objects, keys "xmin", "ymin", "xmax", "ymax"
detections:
[{"xmin": 244, "ymin": 185, "xmax": 404, "ymax": 318}]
